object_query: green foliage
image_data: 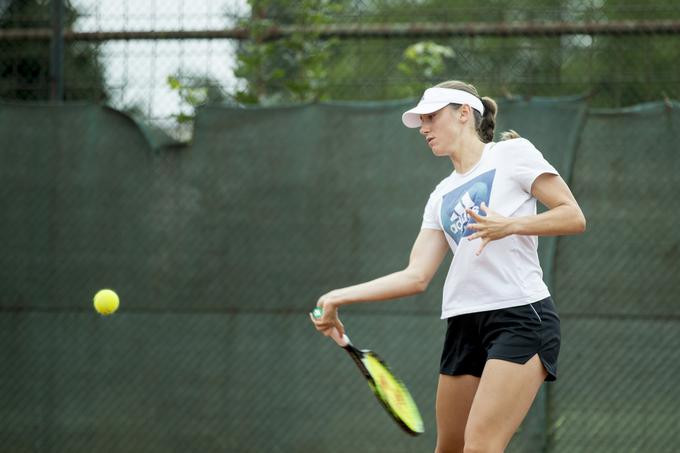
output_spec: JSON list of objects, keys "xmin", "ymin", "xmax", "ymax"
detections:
[
  {"xmin": 230, "ymin": 0, "xmax": 680, "ymax": 107},
  {"xmin": 0, "ymin": 0, "xmax": 107, "ymax": 101},
  {"xmin": 397, "ymin": 41, "xmax": 455, "ymax": 97},
  {"xmin": 233, "ymin": 0, "xmax": 343, "ymax": 104},
  {"xmin": 167, "ymin": 74, "xmax": 229, "ymax": 124}
]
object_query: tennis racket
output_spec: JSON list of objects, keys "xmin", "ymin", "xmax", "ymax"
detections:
[{"xmin": 311, "ymin": 307, "xmax": 424, "ymax": 436}]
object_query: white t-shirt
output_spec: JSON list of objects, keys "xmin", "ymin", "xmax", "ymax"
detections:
[{"xmin": 421, "ymin": 138, "xmax": 558, "ymax": 319}]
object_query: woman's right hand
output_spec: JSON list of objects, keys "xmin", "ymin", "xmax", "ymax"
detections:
[{"xmin": 310, "ymin": 291, "xmax": 345, "ymax": 337}]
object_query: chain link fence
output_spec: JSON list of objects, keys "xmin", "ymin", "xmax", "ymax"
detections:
[
  {"xmin": 1, "ymin": 1, "xmax": 680, "ymax": 137},
  {"xmin": 2, "ymin": 1, "xmax": 680, "ymax": 452}
]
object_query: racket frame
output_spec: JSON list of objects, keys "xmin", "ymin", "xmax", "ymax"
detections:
[{"xmin": 341, "ymin": 342, "xmax": 423, "ymax": 436}]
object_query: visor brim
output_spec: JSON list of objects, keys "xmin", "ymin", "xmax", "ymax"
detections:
[{"xmin": 401, "ymin": 101, "xmax": 450, "ymax": 128}]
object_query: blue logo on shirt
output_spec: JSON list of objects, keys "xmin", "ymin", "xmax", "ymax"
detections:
[{"xmin": 441, "ymin": 169, "xmax": 496, "ymax": 244}]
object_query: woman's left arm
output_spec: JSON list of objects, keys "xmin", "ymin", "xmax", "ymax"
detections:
[{"xmin": 466, "ymin": 173, "xmax": 586, "ymax": 255}]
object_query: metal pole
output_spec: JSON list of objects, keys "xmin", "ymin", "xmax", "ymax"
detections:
[
  {"xmin": 49, "ymin": 0, "xmax": 64, "ymax": 101},
  {"xmin": 3, "ymin": 20, "xmax": 680, "ymax": 42}
]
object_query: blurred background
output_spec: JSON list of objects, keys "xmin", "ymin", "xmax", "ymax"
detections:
[
  {"xmin": 2, "ymin": 0, "xmax": 680, "ymax": 138},
  {"xmin": 1, "ymin": 1, "xmax": 679, "ymax": 452}
]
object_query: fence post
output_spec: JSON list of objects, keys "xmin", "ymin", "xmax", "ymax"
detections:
[{"xmin": 50, "ymin": 0, "xmax": 64, "ymax": 101}]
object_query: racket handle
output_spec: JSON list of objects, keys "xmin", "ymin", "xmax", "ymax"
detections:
[
  {"xmin": 311, "ymin": 307, "xmax": 350, "ymax": 347},
  {"xmin": 326, "ymin": 328, "xmax": 350, "ymax": 347}
]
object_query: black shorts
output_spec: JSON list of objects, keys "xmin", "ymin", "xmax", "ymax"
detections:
[{"xmin": 440, "ymin": 297, "xmax": 561, "ymax": 382}]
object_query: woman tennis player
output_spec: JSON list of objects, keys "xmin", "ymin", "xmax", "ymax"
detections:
[{"xmin": 311, "ymin": 80, "xmax": 585, "ymax": 453}]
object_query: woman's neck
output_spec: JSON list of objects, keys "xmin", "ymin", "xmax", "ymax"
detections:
[{"xmin": 450, "ymin": 136, "xmax": 487, "ymax": 174}]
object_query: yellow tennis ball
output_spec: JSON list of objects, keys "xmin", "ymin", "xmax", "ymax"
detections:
[{"xmin": 93, "ymin": 289, "xmax": 119, "ymax": 315}]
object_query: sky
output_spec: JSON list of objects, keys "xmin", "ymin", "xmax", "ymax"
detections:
[{"xmin": 70, "ymin": 0, "xmax": 250, "ymax": 130}]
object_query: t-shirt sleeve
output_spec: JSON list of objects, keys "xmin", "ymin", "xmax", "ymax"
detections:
[
  {"xmin": 421, "ymin": 192, "xmax": 441, "ymax": 230},
  {"xmin": 508, "ymin": 138, "xmax": 559, "ymax": 193}
]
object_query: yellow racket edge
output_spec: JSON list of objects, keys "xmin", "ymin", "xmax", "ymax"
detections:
[{"xmin": 363, "ymin": 353, "xmax": 425, "ymax": 435}]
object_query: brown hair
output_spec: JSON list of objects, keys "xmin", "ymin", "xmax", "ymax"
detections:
[{"xmin": 435, "ymin": 80, "xmax": 520, "ymax": 143}]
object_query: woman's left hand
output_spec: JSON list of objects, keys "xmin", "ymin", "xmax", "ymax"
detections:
[{"xmin": 465, "ymin": 202, "xmax": 515, "ymax": 255}]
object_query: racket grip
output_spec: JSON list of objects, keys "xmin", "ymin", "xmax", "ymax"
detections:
[{"xmin": 326, "ymin": 327, "xmax": 350, "ymax": 347}]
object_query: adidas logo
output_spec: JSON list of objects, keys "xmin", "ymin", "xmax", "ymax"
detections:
[{"xmin": 449, "ymin": 192, "xmax": 480, "ymax": 236}]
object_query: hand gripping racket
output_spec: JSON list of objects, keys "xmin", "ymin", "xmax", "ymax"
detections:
[{"xmin": 311, "ymin": 307, "xmax": 424, "ymax": 435}]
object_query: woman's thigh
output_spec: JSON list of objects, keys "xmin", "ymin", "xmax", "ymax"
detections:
[
  {"xmin": 435, "ymin": 373, "xmax": 480, "ymax": 453},
  {"xmin": 464, "ymin": 354, "xmax": 547, "ymax": 452}
]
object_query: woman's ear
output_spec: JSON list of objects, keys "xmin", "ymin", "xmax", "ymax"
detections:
[{"xmin": 458, "ymin": 104, "xmax": 471, "ymax": 122}]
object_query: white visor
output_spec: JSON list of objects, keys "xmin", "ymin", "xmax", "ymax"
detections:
[{"xmin": 401, "ymin": 87, "xmax": 485, "ymax": 128}]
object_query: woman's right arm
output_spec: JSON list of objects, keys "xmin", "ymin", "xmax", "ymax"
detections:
[{"xmin": 311, "ymin": 228, "xmax": 450, "ymax": 335}]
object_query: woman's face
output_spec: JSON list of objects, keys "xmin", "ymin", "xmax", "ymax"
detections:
[{"xmin": 418, "ymin": 105, "xmax": 461, "ymax": 156}]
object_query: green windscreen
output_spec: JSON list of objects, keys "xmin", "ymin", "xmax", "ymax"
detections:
[{"xmin": 1, "ymin": 97, "xmax": 678, "ymax": 452}]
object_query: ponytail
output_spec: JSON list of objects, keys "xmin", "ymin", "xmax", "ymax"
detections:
[
  {"xmin": 478, "ymin": 97, "xmax": 497, "ymax": 143},
  {"xmin": 478, "ymin": 98, "xmax": 521, "ymax": 142},
  {"xmin": 500, "ymin": 129, "xmax": 521, "ymax": 141}
]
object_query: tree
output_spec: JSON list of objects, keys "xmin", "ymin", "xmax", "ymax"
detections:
[
  {"xmin": 232, "ymin": 0, "xmax": 342, "ymax": 104},
  {"xmin": 230, "ymin": 0, "xmax": 559, "ymax": 103},
  {"xmin": 0, "ymin": 0, "xmax": 107, "ymax": 101},
  {"xmin": 230, "ymin": 0, "xmax": 679, "ymax": 107},
  {"xmin": 167, "ymin": 73, "xmax": 229, "ymax": 124}
]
